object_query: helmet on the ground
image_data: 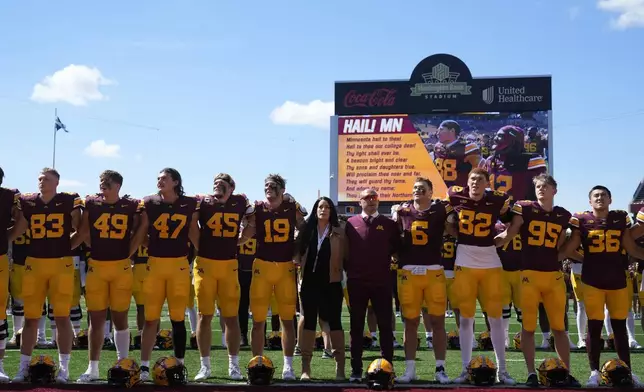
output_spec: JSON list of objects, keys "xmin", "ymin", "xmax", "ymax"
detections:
[
  {"xmin": 107, "ymin": 358, "xmax": 142, "ymax": 388},
  {"xmin": 447, "ymin": 330, "xmax": 460, "ymax": 349},
  {"xmin": 513, "ymin": 331, "xmax": 522, "ymax": 350},
  {"xmin": 76, "ymin": 329, "xmax": 89, "ymax": 349},
  {"xmin": 366, "ymin": 358, "xmax": 395, "ymax": 390},
  {"xmin": 247, "ymin": 355, "xmax": 275, "ymax": 386},
  {"xmin": 152, "ymin": 356, "xmax": 187, "ymax": 386},
  {"xmin": 363, "ymin": 332, "xmax": 374, "ymax": 349},
  {"xmin": 477, "ymin": 331, "xmax": 493, "ymax": 350},
  {"xmin": 467, "ymin": 355, "xmax": 497, "ymax": 386},
  {"xmin": 606, "ymin": 333, "xmax": 615, "ymax": 350},
  {"xmin": 156, "ymin": 329, "xmax": 173, "ymax": 349},
  {"xmin": 266, "ymin": 331, "xmax": 282, "ymax": 350},
  {"xmin": 28, "ymin": 354, "xmax": 57, "ymax": 384},
  {"xmin": 315, "ymin": 331, "xmax": 325, "ymax": 349},
  {"xmin": 601, "ymin": 358, "xmax": 632, "ymax": 387},
  {"xmin": 538, "ymin": 357, "xmax": 569, "ymax": 387}
]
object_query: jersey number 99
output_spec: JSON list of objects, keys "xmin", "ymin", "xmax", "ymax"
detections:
[{"xmin": 30, "ymin": 213, "xmax": 64, "ymax": 240}]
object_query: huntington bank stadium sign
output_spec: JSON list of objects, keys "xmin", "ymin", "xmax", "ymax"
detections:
[{"xmin": 329, "ymin": 53, "xmax": 553, "ymax": 215}]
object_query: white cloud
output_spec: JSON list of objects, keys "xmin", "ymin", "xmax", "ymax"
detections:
[
  {"xmin": 597, "ymin": 0, "xmax": 644, "ymax": 29},
  {"xmin": 569, "ymin": 6, "xmax": 581, "ymax": 20},
  {"xmin": 58, "ymin": 179, "xmax": 85, "ymax": 189},
  {"xmin": 31, "ymin": 64, "xmax": 114, "ymax": 106},
  {"xmin": 84, "ymin": 140, "xmax": 121, "ymax": 158},
  {"xmin": 269, "ymin": 100, "xmax": 334, "ymax": 129}
]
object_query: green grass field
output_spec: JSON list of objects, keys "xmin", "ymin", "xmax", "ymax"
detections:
[{"xmin": 3, "ymin": 299, "xmax": 644, "ymax": 385}]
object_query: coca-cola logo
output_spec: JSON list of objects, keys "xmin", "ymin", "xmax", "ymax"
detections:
[{"xmin": 343, "ymin": 88, "xmax": 396, "ymax": 108}]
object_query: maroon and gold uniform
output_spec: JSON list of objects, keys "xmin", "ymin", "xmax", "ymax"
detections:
[
  {"xmin": 442, "ymin": 235, "xmax": 457, "ymax": 307},
  {"xmin": 483, "ymin": 154, "xmax": 547, "ymax": 202},
  {"xmin": 433, "ymin": 141, "xmax": 481, "ymax": 187},
  {"xmin": 10, "ymin": 229, "xmax": 29, "ymax": 300},
  {"xmin": 449, "ymin": 186, "xmax": 510, "ymax": 319},
  {"xmin": 194, "ymin": 194, "xmax": 254, "ymax": 317},
  {"xmin": 19, "ymin": 192, "xmax": 82, "ymax": 318},
  {"xmin": 496, "ymin": 223, "xmax": 522, "ymax": 309},
  {"xmin": 569, "ymin": 210, "xmax": 632, "ymax": 320},
  {"xmin": 84, "ymin": 195, "xmax": 140, "ymax": 312},
  {"xmin": 1, "ymin": 188, "xmax": 20, "ymax": 321},
  {"xmin": 131, "ymin": 246, "xmax": 148, "ymax": 305},
  {"xmin": 395, "ymin": 200, "xmax": 453, "ymax": 317},
  {"xmin": 512, "ymin": 200, "xmax": 570, "ymax": 332},
  {"xmin": 140, "ymin": 194, "xmax": 198, "ymax": 321},
  {"xmin": 250, "ymin": 199, "xmax": 306, "ymax": 322}
]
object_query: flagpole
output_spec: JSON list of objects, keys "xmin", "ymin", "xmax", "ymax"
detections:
[{"xmin": 52, "ymin": 108, "xmax": 57, "ymax": 169}]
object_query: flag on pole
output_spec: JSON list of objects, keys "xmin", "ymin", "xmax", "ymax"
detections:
[{"xmin": 55, "ymin": 117, "xmax": 68, "ymax": 133}]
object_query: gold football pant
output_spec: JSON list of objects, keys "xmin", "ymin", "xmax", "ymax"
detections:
[
  {"xmin": 453, "ymin": 266, "xmax": 503, "ymax": 318},
  {"xmin": 584, "ymin": 283, "xmax": 630, "ymax": 321},
  {"xmin": 22, "ymin": 257, "xmax": 75, "ymax": 319},
  {"xmin": 397, "ymin": 268, "xmax": 446, "ymax": 318},
  {"xmin": 0, "ymin": 254, "xmax": 8, "ymax": 320},
  {"xmin": 193, "ymin": 257, "xmax": 240, "ymax": 317},
  {"xmin": 85, "ymin": 259, "xmax": 133, "ymax": 312},
  {"xmin": 520, "ymin": 270, "xmax": 567, "ymax": 332},
  {"xmin": 250, "ymin": 259, "xmax": 296, "ymax": 322},
  {"xmin": 143, "ymin": 257, "xmax": 190, "ymax": 322}
]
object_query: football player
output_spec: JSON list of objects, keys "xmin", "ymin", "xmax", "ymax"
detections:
[
  {"xmin": 73, "ymin": 170, "xmax": 141, "ymax": 382},
  {"xmin": 432, "ymin": 120, "xmax": 481, "ymax": 187},
  {"xmin": 392, "ymin": 177, "xmax": 454, "ymax": 384},
  {"xmin": 562, "ymin": 186, "xmax": 644, "ymax": 387},
  {"xmin": 240, "ymin": 174, "xmax": 306, "ymax": 380},
  {"xmin": 134, "ymin": 168, "xmax": 200, "ymax": 381},
  {"xmin": 9, "ymin": 168, "xmax": 83, "ymax": 383},
  {"xmin": 190, "ymin": 173, "xmax": 254, "ymax": 381},
  {"xmin": 495, "ymin": 221, "xmax": 522, "ymax": 348},
  {"xmin": 447, "ymin": 168, "xmax": 515, "ymax": 385},
  {"xmin": 0, "ymin": 168, "xmax": 21, "ymax": 382},
  {"xmin": 131, "ymin": 245, "xmax": 148, "ymax": 348},
  {"xmin": 482, "ymin": 125, "xmax": 547, "ymax": 201},
  {"xmin": 495, "ymin": 174, "xmax": 578, "ymax": 387},
  {"xmin": 632, "ymin": 208, "xmax": 644, "ymax": 330}
]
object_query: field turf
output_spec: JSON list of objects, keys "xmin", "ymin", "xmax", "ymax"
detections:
[{"xmin": 2, "ymin": 300, "xmax": 644, "ymax": 385}]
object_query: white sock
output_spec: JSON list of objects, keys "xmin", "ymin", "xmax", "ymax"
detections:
[
  {"xmin": 88, "ymin": 360, "xmax": 99, "ymax": 374},
  {"xmin": 459, "ymin": 316, "xmax": 474, "ymax": 371},
  {"xmin": 37, "ymin": 316, "xmax": 47, "ymax": 340},
  {"xmin": 59, "ymin": 353, "xmax": 70, "ymax": 372},
  {"xmin": 177, "ymin": 358, "xmax": 184, "ymax": 364},
  {"xmin": 436, "ymin": 359, "xmax": 445, "ymax": 368},
  {"xmin": 627, "ymin": 311, "xmax": 636, "ymax": 341},
  {"xmin": 405, "ymin": 359, "xmax": 416, "ymax": 374},
  {"xmin": 229, "ymin": 355, "xmax": 239, "ymax": 366},
  {"xmin": 114, "ymin": 329, "xmax": 130, "ymax": 360},
  {"xmin": 425, "ymin": 331, "xmax": 432, "ymax": 338},
  {"xmin": 20, "ymin": 354, "xmax": 31, "ymax": 370},
  {"xmin": 187, "ymin": 307, "xmax": 198, "ymax": 334},
  {"xmin": 502, "ymin": 317, "xmax": 511, "ymax": 338},
  {"xmin": 13, "ymin": 315, "xmax": 24, "ymax": 334},
  {"xmin": 488, "ymin": 316, "xmax": 507, "ymax": 374},
  {"xmin": 284, "ymin": 356, "xmax": 293, "ymax": 368},
  {"xmin": 200, "ymin": 356, "xmax": 210, "ymax": 368},
  {"xmin": 604, "ymin": 307, "xmax": 613, "ymax": 336},
  {"xmin": 141, "ymin": 360, "xmax": 150, "ymax": 369},
  {"xmin": 576, "ymin": 301, "xmax": 587, "ymax": 340},
  {"xmin": 104, "ymin": 320, "xmax": 112, "ymax": 339}
]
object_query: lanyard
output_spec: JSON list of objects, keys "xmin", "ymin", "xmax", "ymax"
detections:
[{"xmin": 312, "ymin": 224, "xmax": 330, "ymax": 273}]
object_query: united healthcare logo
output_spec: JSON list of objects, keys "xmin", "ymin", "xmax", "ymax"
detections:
[
  {"xmin": 410, "ymin": 63, "xmax": 472, "ymax": 97},
  {"xmin": 482, "ymin": 86, "xmax": 495, "ymax": 104}
]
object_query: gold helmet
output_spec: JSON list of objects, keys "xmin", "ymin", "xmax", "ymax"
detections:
[
  {"xmin": 156, "ymin": 329, "xmax": 173, "ymax": 350},
  {"xmin": 152, "ymin": 356, "xmax": 187, "ymax": 386},
  {"xmin": 477, "ymin": 331, "xmax": 493, "ymax": 350},
  {"xmin": 267, "ymin": 331, "xmax": 282, "ymax": 350},
  {"xmin": 467, "ymin": 355, "xmax": 497, "ymax": 386},
  {"xmin": 513, "ymin": 331, "xmax": 522, "ymax": 350},
  {"xmin": 363, "ymin": 332, "xmax": 374, "ymax": 349},
  {"xmin": 606, "ymin": 333, "xmax": 615, "ymax": 350},
  {"xmin": 366, "ymin": 358, "xmax": 395, "ymax": 390},
  {"xmin": 107, "ymin": 358, "xmax": 142, "ymax": 388},
  {"xmin": 601, "ymin": 358, "xmax": 632, "ymax": 387},
  {"xmin": 537, "ymin": 357, "xmax": 569, "ymax": 387},
  {"xmin": 548, "ymin": 334, "xmax": 555, "ymax": 350},
  {"xmin": 76, "ymin": 329, "xmax": 89, "ymax": 349},
  {"xmin": 315, "ymin": 331, "xmax": 325, "ymax": 349},
  {"xmin": 28, "ymin": 354, "xmax": 57, "ymax": 384},
  {"xmin": 447, "ymin": 330, "xmax": 460, "ymax": 349},
  {"xmin": 247, "ymin": 355, "xmax": 275, "ymax": 385}
]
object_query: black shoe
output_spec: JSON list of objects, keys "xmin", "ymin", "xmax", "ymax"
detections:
[
  {"xmin": 567, "ymin": 375, "xmax": 581, "ymax": 387},
  {"xmin": 349, "ymin": 369, "xmax": 363, "ymax": 383},
  {"xmin": 526, "ymin": 373, "xmax": 539, "ymax": 387},
  {"xmin": 241, "ymin": 334, "xmax": 249, "ymax": 347}
]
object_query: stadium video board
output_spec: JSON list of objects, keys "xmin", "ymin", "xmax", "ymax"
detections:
[{"xmin": 329, "ymin": 53, "xmax": 552, "ymax": 215}]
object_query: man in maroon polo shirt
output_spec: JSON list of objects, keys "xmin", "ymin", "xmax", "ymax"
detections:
[{"xmin": 345, "ymin": 188, "xmax": 401, "ymax": 382}]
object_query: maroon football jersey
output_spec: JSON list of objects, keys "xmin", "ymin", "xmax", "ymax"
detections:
[
  {"xmin": 433, "ymin": 141, "xmax": 480, "ymax": 187},
  {"xmin": 496, "ymin": 222, "xmax": 522, "ymax": 272},
  {"xmin": 569, "ymin": 210, "xmax": 632, "ymax": 290},
  {"xmin": 131, "ymin": 245, "xmax": 148, "ymax": 265},
  {"xmin": 85, "ymin": 195, "xmax": 141, "ymax": 261},
  {"xmin": 11, "ymin": 228, "xmax": 30, "ymax": 266},
  {"xmin": 238, "ymin": 237, "xmax": 257, "ymax": 271},
  {"xmin": 254, "ymin": 199, "xmax": 306, "ymax": 262},
  {"xmin": 0, "ymin": 188, "xmax": 20, "ymax": 255},
  {"xmin": 441, "ymin": 235, "xmax": 456, "ymax": 271},
  {"xmin": 483, "ymin": 153, "xmax": 547, "ymax": 202},
  {"xmin": 512, "ymin": 200, "xmax": 570, "ymax": 272},
  {"xmin": 197, "ymin": 194, "xmax": 254, "ymax": 260},
  {"xmin": 141, "ymin": 195, "xmax": 198, "ymax": 258},
  {"xmin": 448, "ymin": 186, "xmax": 510, "ymax": 247},
  {"xmin": 20, "ymin": 192, "xmax": 82, "ymax": 258},
  {"xmin": 396, "ymin": 200, "xmax": 453, "ymax": 267}
]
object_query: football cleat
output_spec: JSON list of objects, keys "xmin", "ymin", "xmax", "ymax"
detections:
[
  {"xmin": 366, "ymin": 358, "xmax": 395, "ymax": 390},
  {"xmin": 152, "ymin": 356, "xmax": 187, "ymax": 386},
  {"xmin": 247, "ymin": 355, "xmax": 275, "ymax": 386}
]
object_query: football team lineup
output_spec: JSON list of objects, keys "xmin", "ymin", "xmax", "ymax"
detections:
[{"xmin": 1, "ymin": 52, "xmax": 644, "ymax": 390}]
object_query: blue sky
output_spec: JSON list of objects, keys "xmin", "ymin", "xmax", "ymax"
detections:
[{"xmin": 1, "ymin": 0, "xmax": 643, "ymax": 213}]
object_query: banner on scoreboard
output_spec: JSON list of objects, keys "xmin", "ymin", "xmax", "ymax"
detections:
[{"xmin": 330, "ymin": 53, "xmax": 552, "ymax": 208}]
